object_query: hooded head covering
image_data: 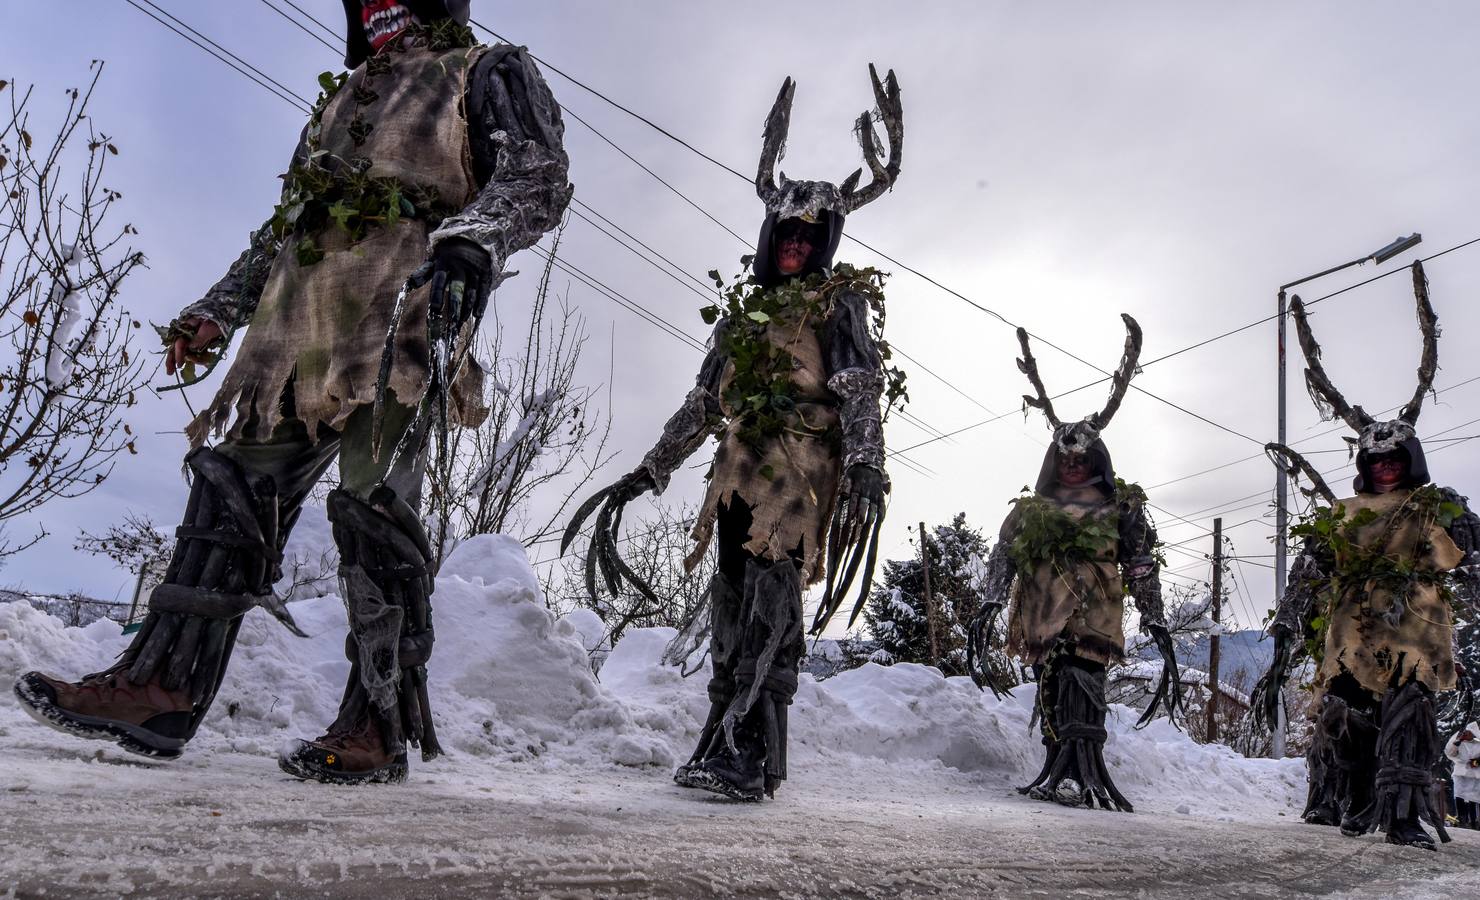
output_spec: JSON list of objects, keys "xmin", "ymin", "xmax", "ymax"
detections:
[
  {"xmin": 1353, "ymin": 435, "xmax": 1431, "ymax": 494},
  {"xmin": 749, "ymin": 65, "xmax": 902, "ymax": 286},
  {"xmin": 1289, "ymin": 261, "xmax": 1440, "ymax": 497},
  {"xmin": 342, "ymin": 0, "xmax": 472, "ymax": 69},
  {"xmin": 1034, "ymin": 437, "xmax": 1117, "ymax": 499},
  {"xmin": 752, "ymin": 208, "xmax": 845, "ymax": 288}
]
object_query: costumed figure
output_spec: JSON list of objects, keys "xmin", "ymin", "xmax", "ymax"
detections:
[
  {"xmin": 1250, "ymin": 261, "xmax": 1480, "ymax": 849},
  {"xmin": 563, "ymin": 67, "xmax": 904, "ymax": 801},
  {"xmin": 967, "ymin": 319, "xmax": 1182, "ymax": 812},
  {"xmin": 14, "ymin": 0, "xmax": 572, "ymax": 785}
]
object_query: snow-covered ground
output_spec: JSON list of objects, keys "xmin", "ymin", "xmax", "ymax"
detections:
[{"xmin": 2, "ymin": 534, "xmax": 1477, "ymax": 898}]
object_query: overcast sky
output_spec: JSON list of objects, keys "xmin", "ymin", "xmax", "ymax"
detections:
[{"xmin": 5, "ymin": 1, "xmax": 1480, "ymax": 635}]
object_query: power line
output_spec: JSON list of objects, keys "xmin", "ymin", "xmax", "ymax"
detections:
[
  {"xmin": 128, "ymin": 0, "xmax": 313, "ymax": 111},
  {"xmin": 122, "ymin": 0, "xmax": 311, "ymax": 112},
  {"xmin": 256, "ymin": 0, "xmax": 342, "ymax": 55}
]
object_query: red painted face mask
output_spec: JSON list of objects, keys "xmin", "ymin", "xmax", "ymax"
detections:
[{"xmin": 362, "ymin": 0, "xmax": 418, "ymax": 51}]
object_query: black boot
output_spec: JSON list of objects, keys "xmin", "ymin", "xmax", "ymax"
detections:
[
  {"xmin": 1020, "ymin": 651, "xmax": 1133, "ymax": 812},
  {"xmin": 280, "ymin": 488, "xmax": 439, "ymax": 785},
  {"xmin": 16, "ymin": 448, "xmax": 281, "ymax": 758}
]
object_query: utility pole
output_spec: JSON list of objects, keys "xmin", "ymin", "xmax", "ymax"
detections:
[
  {"xmin": 1207, "ymin": 518, "xmax": 1223, "ymax": 742},
  {"xmin": 919, "ymin": 521, "xmax": 939, "ymax": 666}
]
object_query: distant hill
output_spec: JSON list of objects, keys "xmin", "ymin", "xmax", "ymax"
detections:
[{"xmin": 1133, "ymin": 628, "xmax": 1273, "ymax": 692}]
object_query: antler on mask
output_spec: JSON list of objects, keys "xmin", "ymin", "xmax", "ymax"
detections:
[
  {"xmin": 1088, "ymin": 314, "xmax": 1142, "ymax": 432},
  {"xmin": 840, "ymin": 65, "xmax": 904, "ymax": 214},
  {"xmin": 1399, "ymin": 260, "xmax": 1439, "ymax": 426},
  {"xmin": 1015, "ymin": 327, "xmax": 1062, "ymax": 430},
  {"xmin": 755, "ymin": 66, "xmax": 903, "ymax": 220},
  {"xmin": 1290, "ymin": 296, "xmax": 1376, "ymax": 433},
  {"xmin": 755, "ymin": 77, "xmax": 795, "ymax": 210}
]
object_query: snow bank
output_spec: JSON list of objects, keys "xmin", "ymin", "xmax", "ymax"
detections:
[{"xmin": 0, "ymin": 533, "xmax": 1303, "ymax": 816}]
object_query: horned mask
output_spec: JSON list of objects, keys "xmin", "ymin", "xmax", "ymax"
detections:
[
  {"xmin": 1291, "ymin": 261, "xmax": 1439, "ymax": 455},
  {"xmin": 755, "ymin": 64, "xmax": 904, "ymax": 222},
  {"xmin": 1017, "ymin": 315, "xmax": 1143, "ymax": 454}
]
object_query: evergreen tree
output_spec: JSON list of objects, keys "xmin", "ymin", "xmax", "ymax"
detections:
[{"xmin": 863, "ymin": 513, "xmax": 1003, "ymax": 678}]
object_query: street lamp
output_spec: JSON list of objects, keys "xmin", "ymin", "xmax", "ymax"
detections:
[{"xmin": 1271, "ymin": 232, "xmax": 1420, "ymax": 758}]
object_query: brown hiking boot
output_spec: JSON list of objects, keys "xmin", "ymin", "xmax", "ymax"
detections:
[
  {"xmin": 278, "ymin": 716, "xmax": 408, "ymax": 785},
  {"xmin": 13, "ymin": 668, "xmax": 195, "ymax": 759}
]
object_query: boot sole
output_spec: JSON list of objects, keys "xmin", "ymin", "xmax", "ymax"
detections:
[
  {"xmin": 1384, "ymin": 832, "xmax": 1437, "ymax": 851},
  {"xmin": 277, "ymin": 745, "xmax": 408, "ymax": 786},
  {"xmin": 12, "ymin": 675, "xmax": 186, "ymax": 760},
  {"xmin": 685, "ymin": 767, "xmax": 763, "ymax": 802}
]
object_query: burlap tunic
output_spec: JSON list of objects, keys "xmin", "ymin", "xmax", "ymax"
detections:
[
  {"xmin": 1003, "ymin": 491, "xmax": 1129, "ymax": 666},
  {"xmin": 188, "ymin": 44, "xmax": 485, "ymax": 447},
  {"xmin": 685, "ymin": 313, "xmax": 842, "ymax": 587},
  {"xmin": 1316, "ymin": 487, "xmax": 1465, "ymax": 699}
]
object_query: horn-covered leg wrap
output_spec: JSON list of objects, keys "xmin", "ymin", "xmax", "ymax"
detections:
[
  {"xmin": 279, "ymin": 488, "xmax": 435, "ymax": 785},
  {"xmin": 688, "ymin": 559, "xmax": 804, "ymax": 801},
  {"xmin": 1357, "ymin": 680, "xmax": 1449, "ymax": 848},
  {"xmin": 13, "ymin": 447, "xmax": 277, "ymax": 758},
  {"xmin": 1019, "ymin": 649, "xmax": 1133, "ymax": 812}
]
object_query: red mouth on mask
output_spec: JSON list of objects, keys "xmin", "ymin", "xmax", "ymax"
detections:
[{"xmin": 362, "ymin": 0, "xmax": 417, "ymax": 50}]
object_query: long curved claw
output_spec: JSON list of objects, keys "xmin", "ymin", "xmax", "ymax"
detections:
[
  {"xmin": 255, "ymin": 592, "xmax": 308, "ymax": 639},
  {"xmin": 843, "ymin": 512, "xmax": 886, "ymax": 630},
  {"xmin": 1135, "ymin": 628, "xmax": 1183, "ymax": 730},
  {"xmin": 561, "ymin": 485, "xmax": 615, "ymax": 556}
]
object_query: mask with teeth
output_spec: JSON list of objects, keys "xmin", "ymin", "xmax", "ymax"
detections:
[
  {"xmin": 361, "ymin": 0, "xmax": 420, "ymax": 51},
  {"xmin": 341, "ymin": 0, "xmax": 472, "ymax": 68}
]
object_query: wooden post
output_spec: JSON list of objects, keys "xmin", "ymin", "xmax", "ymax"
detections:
[
  {"xmin": 1206, "ymin": 517, "xmax": 1223, "ymax": 742},
  {"xmin": 919, "ymin": 521, "xmax": 939, "ymax": 665}
]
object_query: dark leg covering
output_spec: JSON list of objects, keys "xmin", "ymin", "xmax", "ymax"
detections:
[
  {"xmin": 1319, "ymin": 679, "xmax": 1381, "ymax": 837},
  {"xmin": 675, "ymin": 573, "xmax": 740, "ymax": 788},
  {"xmin": 1020, "ymin": 649, "xmax": 1134, "ymax": 812},
  {"xmin": 279, "ymin": 487, "xmax": 438, "ymax": 784},
  {"xmin": 1307, "ymin": 691, "xmax": 1376, "ymax": 828},
  {"xmin": 1356, "ymin": 678, "xmax": 1450, "ymax": 849},
  {"xmin": 684, "ymin": 557, "xmax": 805, "ymax": 801},
  {"xmin": 14, "ymin": 448, "xmax": 278, "ymax": 758}
]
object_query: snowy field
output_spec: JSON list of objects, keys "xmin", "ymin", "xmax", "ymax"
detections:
[{"xmin": 2, "ymin": 533, "xmax": 1477, "ymax": 898}]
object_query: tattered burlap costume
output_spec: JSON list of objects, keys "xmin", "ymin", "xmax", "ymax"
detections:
[
  {"xmin": 971, "ymin": 318, "xmax": 1180, "ymax": 813},
  {"xmin": 15, "ymin": 7, "xmax": 571, "ymax": 784},
  {"xmin": 1259, "ymin": 261, "xmax": 1480, "ymax": 848},
  {"xmin": 684, "ymin": 310, "xmax": 843, "ymax": 586},
  {"xmin": 1317, "ymin": 489, "xmax": 1464, "ymax": 700}
]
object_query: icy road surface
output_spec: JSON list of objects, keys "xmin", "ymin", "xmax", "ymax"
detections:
[{"xmin": 2, "ymin": 746, "xmax": 1477, "ymax": 898}]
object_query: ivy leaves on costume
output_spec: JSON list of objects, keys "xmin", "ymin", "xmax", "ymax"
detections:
[
  {"xmin": 1004, "ymin": 479, "xmax": 1163, "ymax": 603},
  {"xmin": 1004, "ymin": 491, "xmax": 1120, "ymax": 581},
  {"xmin": 700, "ymin": 259, "xmax": 907, "ymax": 453},
  {"xmin": 1292, "ymin": 484, "xmax": 1465, "ymax": 642},
  {"xmin": 270, "ymin": 21, "xmax": 478, "ymax": 267}
]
